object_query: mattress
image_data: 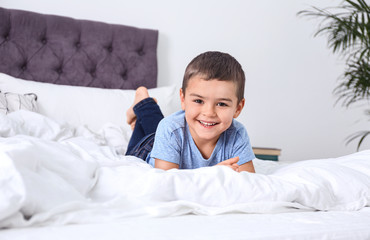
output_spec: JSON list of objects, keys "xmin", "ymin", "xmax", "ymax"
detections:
[{"xmin": 1, "ymin": 208, "xmax": 370, "ymax": 240}]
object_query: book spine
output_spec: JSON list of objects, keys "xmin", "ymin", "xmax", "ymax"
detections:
[{"xmin": 255, "ymin": 154, "xmax": 279, "ymax": 161}]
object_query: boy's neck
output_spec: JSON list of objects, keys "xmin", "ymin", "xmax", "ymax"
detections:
[{"xmin": 192, "ymin": 137, "xmax": 219, "ymax": 160}]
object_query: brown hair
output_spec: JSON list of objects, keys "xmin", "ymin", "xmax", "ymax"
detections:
[{"xmin": 182, "ymin": 51, "xmax": 245, "ymax": 102}]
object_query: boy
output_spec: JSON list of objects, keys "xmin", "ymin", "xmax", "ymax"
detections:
[{"xmin": 126, "ymin": 51, "xmax": 255, "ymax": 173}]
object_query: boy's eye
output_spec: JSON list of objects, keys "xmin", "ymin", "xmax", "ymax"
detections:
[
  {"xmin": 217, "ymin": 102, "xmax": 228, "ymax": 107},
  {"xmin": 194, "ymin": 99, "xmax": 203, "ymax": 104}
]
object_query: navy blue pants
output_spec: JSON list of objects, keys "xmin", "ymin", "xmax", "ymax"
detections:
[{"xmin": 125, "ymin": 98, "xmax": 164, "ymax": 161}]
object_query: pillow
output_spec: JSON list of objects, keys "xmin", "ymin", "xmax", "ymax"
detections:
[
  {"xmin": 0, "ymin": 91, "xmax": 38, "ymax": 115},
  {"xmin": 0, "ymin": 73, "xmax": 181, "ymax": 131}
]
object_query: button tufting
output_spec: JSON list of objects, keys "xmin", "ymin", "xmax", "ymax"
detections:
[
  {"xmin": 138, "ymin": 50, "xmax": 145, "ymax": 56},
  {"xmin": 75, "ymin": 42, "xmax": 81, "ymax": 48},
  {"xmin": 4, "ymin": 35, "xmax": 9, "ymax": 41},
  {"xmin": 121, "ymin": 72, "xmax": 127, "ymax": 80},
  {"xmin": 41, "ymin": 38, "xmax": 47, "ymax": 44},
  {"xmin": 21, "ymin": 64, "xmax": 27, "ymax": 71},
  {"xmin": 90, "ymin": 71, "xmax": 96, "ymax": 77},
  {"xmin": 107, "ymin": 46, "xmax": 113, "ymax": 52}
]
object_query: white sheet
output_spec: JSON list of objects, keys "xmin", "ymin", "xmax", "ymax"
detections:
[
  {"xmin": 1, "ymin": 209, "xmax": 370, "ymax": 240},
  {"xmin": 0, "ymin": 111, "xmax": 370, "ymax": 230}
]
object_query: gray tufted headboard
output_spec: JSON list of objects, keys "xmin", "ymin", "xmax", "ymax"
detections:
[{"xmin": 0, "ymin": 7, "xmax": 158, "ymax": 89}]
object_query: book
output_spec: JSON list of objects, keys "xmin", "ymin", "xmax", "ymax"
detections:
[{"xmin": 252, "ymin": 147, "xmax": 281, "ymax": 161}]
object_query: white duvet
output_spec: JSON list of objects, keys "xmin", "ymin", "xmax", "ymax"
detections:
[{"xmin": 0, "ymin": 111, "xmax": 369, "ymax": 228}]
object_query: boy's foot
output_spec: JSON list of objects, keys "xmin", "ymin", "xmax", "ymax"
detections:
[
  {"xmin": 126, "ymin": 86, "xmax": 150, "ymax": 125},
  {"xmin": 130, "ymin": 120, "xmax": 136, "ymax": 130}
]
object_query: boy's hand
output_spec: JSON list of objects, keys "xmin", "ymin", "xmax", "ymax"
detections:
[{"xmin": 216, "ymin": 156, "xmax": 240, "ymax": 172}]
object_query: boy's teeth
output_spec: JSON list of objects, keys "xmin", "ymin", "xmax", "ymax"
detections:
[{"xmin": 199, "ymin": 120, "xmax": 216, "ymax": 126}]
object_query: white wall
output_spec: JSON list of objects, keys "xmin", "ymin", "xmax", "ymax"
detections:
[{"xmin": 1, "ymin": 0, "xmax": 368, "ymax": 162}]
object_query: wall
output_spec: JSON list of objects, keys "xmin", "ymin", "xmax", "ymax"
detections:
[{"xmin": 1, "ymin": 0, "xmax": 368, "ymax": 162}]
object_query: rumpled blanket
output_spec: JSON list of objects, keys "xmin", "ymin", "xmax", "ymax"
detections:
[{"xmin": 1, "ymin": 111, "xmax": 369, "ymax": 228}]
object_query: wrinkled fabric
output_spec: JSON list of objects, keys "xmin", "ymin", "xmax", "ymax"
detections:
[{"xmin": 0, "ymin": 111, "xmax": 369, "ymax": 228}]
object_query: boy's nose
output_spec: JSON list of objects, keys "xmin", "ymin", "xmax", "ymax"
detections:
[{"xmin": 202, "ymin": 104, "xmax": 216, "ymax": 117}]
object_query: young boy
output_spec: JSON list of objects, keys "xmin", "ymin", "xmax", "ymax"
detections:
[{"xmin": 126, "ymin": 51, "xmax": 255, "ymax": 173}]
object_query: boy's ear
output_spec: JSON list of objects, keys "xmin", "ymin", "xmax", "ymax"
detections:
[
  {"xmin": 180, "ymin": 88, "xmax": 186, "ymax": 110},
  {"xmin": 233, "ymin": 98, "xmax": 245, "ymax": 118}
]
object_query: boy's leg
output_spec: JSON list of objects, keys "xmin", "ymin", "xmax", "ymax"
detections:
[
  {"xmin": 133, "ymin": 98, "xmax": 164, "ymax": 135},
  {"xmin": 126, "ymin": 98, "xmax": 164, "ymax": 156},
  {"xmin": 126, "ymin": 86, "xmax": 149, "ymax": 126},
  {"xmin": 126, "ymin": 87, "xmax": 164, "ymax": 156},
  {"xmin": 126, "ymin": 98, "xmax": 163, "ymax": 157},
  {"xmin": 126, "ymin": 118, "xmax": 146, "ymax": 154}
]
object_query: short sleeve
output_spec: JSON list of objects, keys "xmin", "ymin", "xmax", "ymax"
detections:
[
  {"xmin": 232, "ymin": 127, "xmax": 255, "ymax": 165},
  {"xmin": 150, "ymin": 118, "xmax": 182, "ymax": 165}
]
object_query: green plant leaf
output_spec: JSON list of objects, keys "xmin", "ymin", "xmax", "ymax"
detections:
[{"xmin": 299, "ymin": 0, "xmax": 370, "ymax": 150}]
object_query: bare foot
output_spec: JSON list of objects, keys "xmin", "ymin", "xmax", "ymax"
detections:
[
  {"xmin": 126, "ymin": 86, "xmax": 150, "ymax": 125},
  {"xmin": 130, "ymin": 120, "xmax": 136, "ymax": 130}
]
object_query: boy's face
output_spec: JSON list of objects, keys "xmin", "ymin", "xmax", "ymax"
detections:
[{"xmin": 180, "ymin": 75, "xmax": 245, "ymax": 146}]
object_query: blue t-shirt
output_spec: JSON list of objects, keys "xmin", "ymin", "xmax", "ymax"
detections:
[{"xmin": 147, "ymin": 110, "xmax": 255, "ymax": 169}]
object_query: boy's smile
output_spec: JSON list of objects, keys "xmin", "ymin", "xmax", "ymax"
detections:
[{"xmin": 180, "ymin": 76, "xmax": 245, "ymax": 152}]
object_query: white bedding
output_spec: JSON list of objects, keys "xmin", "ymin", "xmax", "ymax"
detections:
[
  {"xmin": 0, "ymin": 111, "xmax": 370, "ymax": 234},
  {"xmin": 0, "ymin": 73, "xmax": 181, "ymax": 131},
  {"xmin": 1, "ymin": 209, "xmax": 370, "ymax": 240}
]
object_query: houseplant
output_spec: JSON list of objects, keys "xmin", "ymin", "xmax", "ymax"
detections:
[{"xmin": 298, "ymin": 0, "xmax": 370, "ymax": 150}]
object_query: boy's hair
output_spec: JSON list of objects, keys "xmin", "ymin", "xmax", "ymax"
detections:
[{"xmin": 182, "ymin": 51, "xmax": 245, "ymax": 103}]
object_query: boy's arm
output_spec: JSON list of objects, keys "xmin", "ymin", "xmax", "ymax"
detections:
[
  {"xmin": 155, "ymin": 158, "xmax": 179, "ymax": 170},
  {"xmin": 238, "ymin": 161, "xmax": 255, "ymax": 173},
  {"xmin": 217, "ymin": 157, "xmax": 255, "ymax": 173},
  {"xmin": 216, "ymin": 157, "xmax": 240, "ymax": 172}
]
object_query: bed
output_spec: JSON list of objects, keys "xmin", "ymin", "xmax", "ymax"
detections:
[{"xmin": 0, "ymin": 7, "xmax": 370, "ymax": 240}]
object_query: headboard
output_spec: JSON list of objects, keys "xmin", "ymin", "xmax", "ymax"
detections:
[{"xmin": 0, "ymin": 7, "xmax": 158, "ymax": 89}]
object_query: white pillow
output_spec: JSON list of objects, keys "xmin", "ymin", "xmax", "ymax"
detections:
[
  {"xmin": 0, "ymin": 73, "xmax": 181, "ymax": 131},
  {"xmin": 0, "ymin": 91, "xmax": 38, "ymax": 115}
]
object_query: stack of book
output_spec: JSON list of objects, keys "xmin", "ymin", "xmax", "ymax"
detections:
[{"xmin": 252, "ymin": 147, "xmax": 281, "ymax": 161}]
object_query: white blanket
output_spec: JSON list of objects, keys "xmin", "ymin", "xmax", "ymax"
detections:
[{"xmin": 0, "ymin": 111, "xmax": 369, "ymax": 228}]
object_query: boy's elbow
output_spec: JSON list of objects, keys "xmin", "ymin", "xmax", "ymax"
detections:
[
  {"xmin": 154, "ymin": 158, "xmax": 179, "ymax": 170},
  {"xmin": 238, "ymin": 161, "xmax": 255, "ymax": 173}
]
